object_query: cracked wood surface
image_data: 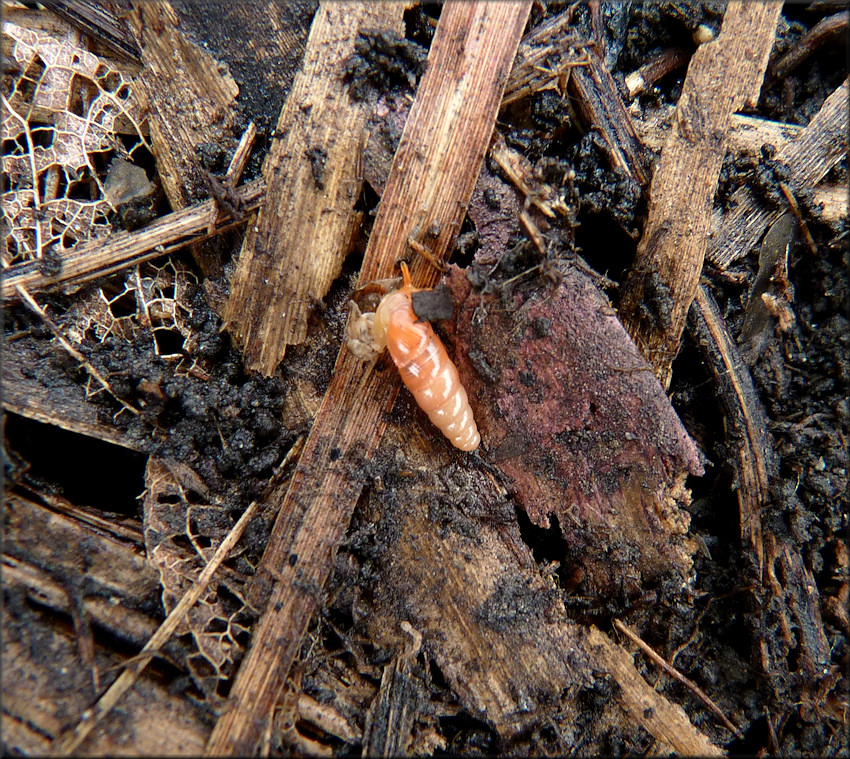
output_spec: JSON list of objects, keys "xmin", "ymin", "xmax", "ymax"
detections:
[
  {"xmin": 618, "ymin": 0, "xmax": 783, "ymax": 387},
  {"xmin": 707, "ymin": 77, "xmax": 849, "ymax": 268},
  {"xmin": 222, "ymin": 2, "xmax": 405, "ymax": 375},
  {"xmin": 126, "ymin": 1, "xmax": 240, "ymax": 282},
  {"xmin": 204, "ymin": 3, "xmax": 533, "ymax": 753}
]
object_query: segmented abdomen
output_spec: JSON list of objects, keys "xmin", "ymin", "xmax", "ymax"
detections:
[{"xmin": 387, "ymin": 303, "xmax": 480, "ymax": 452}]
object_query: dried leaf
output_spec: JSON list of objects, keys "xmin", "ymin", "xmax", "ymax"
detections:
[
  {"xmin": 61, "ymin": 260, "xmax": 200, "ymax": 366},
  {"xmin": 143, "ymin": 457, "xmax": 253, "ymax": 705},
  {"xmin": 2, "ymin": 18, "xmax": 147, "ymax": 266}
]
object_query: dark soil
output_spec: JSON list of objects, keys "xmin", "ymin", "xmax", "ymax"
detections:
[{"xmin": 4, "ymin": 2, "xmax": 847, "ymax": 756}]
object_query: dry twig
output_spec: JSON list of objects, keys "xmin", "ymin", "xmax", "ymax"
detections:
[
  {"xmin": 767, "ymin": 11, "xmax": 849, "ymax": 84},
  {"xmin": 688, "ymin": 284, "xmax": 831, "ymax": 691},
  {"xmin": 613, "ymin": 618, "xmax": 744, "ymax": 739},
  {"xmin": 618, "ymin": 1, "xmax": 783, "ymax": 386},
  {"xmin": 1, "ymin": 179, "xmax": 265, "ymax": 302},
  {"xmin": 584, "ymin": 626, "xmax": 724, "ymax": 756},
  {"xmin": 625, "ymin": 47, "xmax": 691, "ymax": 99}
]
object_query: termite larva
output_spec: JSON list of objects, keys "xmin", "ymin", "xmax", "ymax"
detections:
[{"xmin": 347, "ymin": 263, "xmax": 480, "ymax": 452}]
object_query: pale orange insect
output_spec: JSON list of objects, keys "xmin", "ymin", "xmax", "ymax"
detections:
[{"xmin": 347, "ymin": 263, "xmax": 480, "ymax": 452}]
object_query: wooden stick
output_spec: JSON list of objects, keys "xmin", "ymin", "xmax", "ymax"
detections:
[
  {"xmin": 52, "ymin": 492, "xmax": 263, "ymax": 755},
  {"xmin": 690, "ymin": 280, "xmax": 773, "ymax": 575},
  {"xmin": 707, "ymin": 77, "xmax": 848, "ymax": 269},
  {"xmin": 766, "ymin": 11, "xmax": 849, "ymax": 84},
  {"xmin": 618, "ymin": 1, "xmax": 783, "ymax": 387},
  {"xmin": 48, "ymin": 436, "xmax": 301, "ymax": 756},
  {"xmin": 585, "ymin": 626, "xmax": 725, "ymax": 756},
  {"xmin": 613, "ymin": 618, "xmax": 744, "ymax": 740},
  {"xmin": 1, "ymin": 179, "xmax": 265, "ymax": 302},
  {"xmin": 625, "ymin": 47, "xmax": 691, "ymax": 99},
  {"xmin": 204, "ymin": 3, "xmax": 532, "ymax": 753},
  {"xmin": 688, "ymin": 284, "xmax": 832, "ymax": 692}
]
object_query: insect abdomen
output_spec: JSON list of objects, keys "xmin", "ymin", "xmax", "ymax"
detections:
[{"xmin": 387, "ymin": 306, "xmax": 480, "ymax": 452}]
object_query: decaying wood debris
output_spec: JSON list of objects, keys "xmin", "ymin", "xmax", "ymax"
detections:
[
  {"xmin": 618, "ymin": 1, "xmax": 784, "ymax": 387},
  {"xmin": 207, "ymin": 3, "xmax": 534, "ymax": 752},
  {"xmin": 3, "ymin": 1, "xmax": 847, "ymax": 757},
  {"xmin": 223, "ymin": 4, "xmax": 406, "ymax": 375},
  {"xmin": 707, "ymin": 76, "xmax": 848, "ymax": 268}
]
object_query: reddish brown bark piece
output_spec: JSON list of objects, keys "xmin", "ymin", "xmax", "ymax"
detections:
[{"xmin": 445, "ymin": 266, "xmax": 703, "ymax": 597}]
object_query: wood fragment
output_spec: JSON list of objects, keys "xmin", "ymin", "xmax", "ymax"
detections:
[
  {"xmin": 125, "ymin": 1, "xmax": 239, "ymax": 210},
  {"xmin": 501, "ymin": 8, "xmax": 585, "ymax": 106},
  {"xmin": 618, "ymin": 1, "xmax": 783, "ymax": 386},
  {"xmin": 205, "ymin": 4, "xmax": 532, "ymax": 753},
  {"xmin": 613, "ymin": 619, "xmax": 744, "ymax": 739},
  {"xmin": 813, "ymin": 182, "xmax": 849, "ymax": 226},
  {"xmin": 625, "ymin": 47, "xmax": 691, "ymax": 99},
  {"xmin": 361, "ymin": 623, "xmax": 428, "ymax": 757},
  {"xmin": 52, "ymin": 474, "xmax": 265, "ymax": 755},
  {"xmin": 688, "ymin": 284, "xmax": 832, "ymax": 694},
  {"xmin": 584, "ymin": 626, "xmax": 725, "ymax": 757},
  {"xmin": 445, "ymin": 264, "xmax": 702, "ymax": 597},
  {"xmin": 223, "ymin": 122, "xmax": 257, "ymax": 186},
  {"xmin": 1, "ymin": 179, "xmax": 265, "ymax": 302},
  {"xmin": 43, "ymin": 0, "xmax": 140, "ymax": 61},
  {"xmin": 690, "ymin": 285, "xmax": 771, "ymax": 574},
  {"xmin": 2, "ymin": 495, "xmax": 211, "ymax": 755},
  {"xmin": 637, "ymin": 108, "xmax": 806, "ymax": 158},
  {"xmin": 124, "ymin": 0, "xmax": 242, "ymax": 283},
  {"xmin": 296, "ymin": 693, "xmax": 361, "ymax": 746},
  {"xmin": 360, "ymin": 421, "xmax": 721, "ymax": 754},
  {"xmin": 2, "ymin": 339, "xmax": 143, "ymax": 451},
  {"xmin": 568, "ymin": 43, "xmax": 649, "ymax": 186},
  {"xmin": 707, "ymin": 77, "xmax": 848, "ymax": 269},
  {"xmin": 3, "ymin": 633, "xmax": 207, "ymax": 756},
  {"xmin": 4, "ymin": 494, "xmax": 159, "ymax": 648},
  {"xmin": 223, "ymin": 4, "xmax": 405, "ymax": 375}
]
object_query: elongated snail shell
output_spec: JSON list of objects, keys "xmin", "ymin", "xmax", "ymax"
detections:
[{"xmin": 372, "ymin": 264, "xmax": 480, "ymax": 452}]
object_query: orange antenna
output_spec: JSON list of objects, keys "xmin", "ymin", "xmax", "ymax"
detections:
[{"xmin": 399, "ymin": 261, "xmax": 412, "ymax": 288}]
